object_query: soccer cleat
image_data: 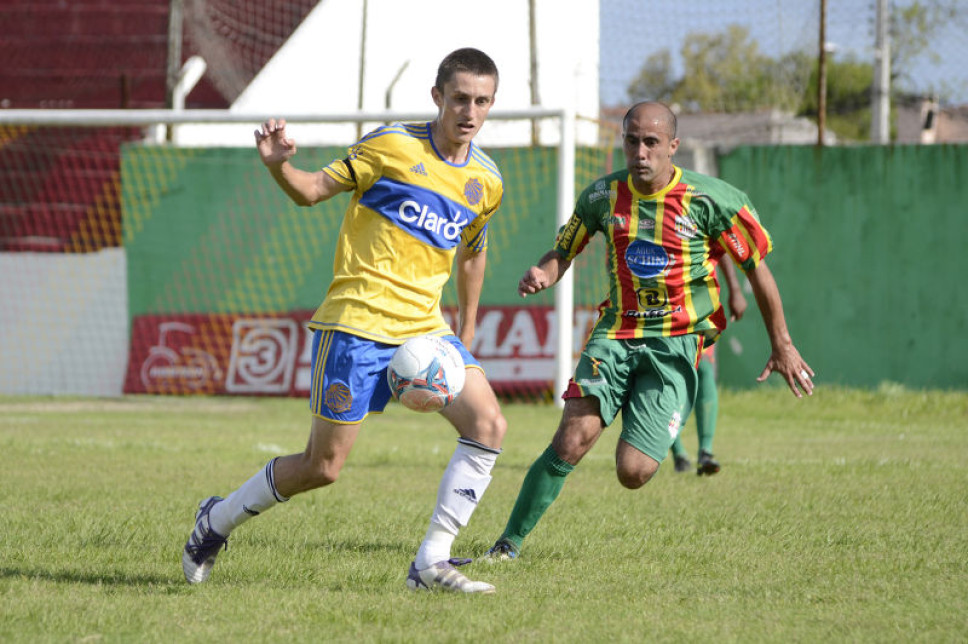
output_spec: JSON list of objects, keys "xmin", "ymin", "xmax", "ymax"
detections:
[
  {"xmin": 696, "ymin": 450, "xmax": 721, "ymax": 476},
  {"xmin": 673, "ymin": 455, "xmax": 692, "ymax": 473},
  {"xmin": 481, "ymin": 539, "xmax": 519, "ymax": 562},
  {"xmin": 406, "ymin": 558, "xmax": 495, "ymax": 594},
  {"xmin": 182, "ymin": 496, "xmax": 229, "ymax": 584}
]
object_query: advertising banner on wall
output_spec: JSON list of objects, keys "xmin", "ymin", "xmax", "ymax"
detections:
[{"xmin": 124, "ymin": 306, "xmax": 600, "ymax": 397}]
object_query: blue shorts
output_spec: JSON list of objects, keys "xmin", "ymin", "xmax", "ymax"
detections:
[{"xmin": 309, "ymin": 329, "xmax": 479, "ymax": 423}]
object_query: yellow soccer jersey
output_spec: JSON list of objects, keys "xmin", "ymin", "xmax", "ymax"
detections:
[{"xmin": 310, "ymin": 122, "xmax": 503, "ymax": 344}]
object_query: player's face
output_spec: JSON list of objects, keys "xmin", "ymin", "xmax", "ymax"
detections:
[
  {"xmin": 431, "ymin": 71, "xmax": 497, "ymax": 152},
  {"xmin": 622, "ymin": 107, "xmax": 679, "ymax": 194}
]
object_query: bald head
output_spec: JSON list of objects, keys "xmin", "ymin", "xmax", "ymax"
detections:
[
  {"xmin": 621, "ymin": 101, "xmax": 679, "ymax": 194},
  {"xmin": 622, "ymin": 102, "xmax": 677, "ymax": 139}
]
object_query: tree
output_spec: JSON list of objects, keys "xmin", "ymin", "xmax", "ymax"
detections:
[
  {"xmin": 800, "ymin": 56, "xmax": 876, "ymax": 141},
  {"xmin": 626, "ymin": 49, "xmax": 677, "ymax": 104},
  {"xmin": 623, "ymin": 6, "xmax": 963, "ymax": 140},
  {"xmin": 626, "ymin": 25, "xmax": 806, "ymax": 113},
  {"xmin": 890, "ymin": 0, "xmax": 967, "ymax": 103}
]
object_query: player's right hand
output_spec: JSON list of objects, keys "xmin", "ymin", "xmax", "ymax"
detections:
[
  {"xmin": 518, "ymin": 266, "xmax": 551, "ymax": 298},
  {"xmin": 255, "ymin": 118, "xmax": 297, "ymax": 166}
]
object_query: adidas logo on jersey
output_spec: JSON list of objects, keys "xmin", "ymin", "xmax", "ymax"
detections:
[{"xmin": 409, "ymin": 162, "xmax": 428, "ymax": 176}]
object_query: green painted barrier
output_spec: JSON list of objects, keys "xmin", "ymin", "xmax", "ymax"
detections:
[{"xmin": 717, "ymin": 144, "xmax": 967, "ymax": 390}]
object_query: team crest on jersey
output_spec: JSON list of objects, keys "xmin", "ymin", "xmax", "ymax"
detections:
[
  {"xmin": 464, "ymin": 177, "xmax": 484, "ymax": 205},
  {"xmin": 325, "ymin": 381, "xmax": 353, "ymax": 413}
]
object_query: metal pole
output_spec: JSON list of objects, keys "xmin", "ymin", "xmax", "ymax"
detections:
[
  {"xmin": 871, "ymin": 0, "xmax": 891, "ymax": 143},
  {"xmin": 0, "ymin": 108, "xmax": 566, "ymax": 127},
  {"xmin": 385, "ymin": 61, "xmax": 410, "ymax": 113},
  {"xmin": 817, "ymin": 0, "xmax": 827, "ymax": 146},
  {"xmin": 554, "ymin": 107, "xmax": 575, "ymax": 407},
  {"xmin": 165, "ymin": 0, "xmax": 184, "ymax": 141},
  {"xmin": 529, "ymin": 0, "xmax": 542, "ymax": 146},
  {"xmin": 356, "ymin": 0, "xmax": 368, "ymax": 141}
]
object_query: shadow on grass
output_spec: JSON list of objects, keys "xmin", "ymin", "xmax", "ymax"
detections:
[
  {"xmin": 271, "ymin": 535, "xmax": 417, "ymax": 557},
  {"xmin": 0, "ymin": 566, "xmax": 176, "ymax": 587}
]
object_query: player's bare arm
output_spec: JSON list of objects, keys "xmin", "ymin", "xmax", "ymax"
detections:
[
  {"xmin": 255, "ymin": 118, "xmax": 350, "ymax": 207},
  {"xmin": 746, "ymin": 260, "xmax": 814, "ymax": 397},
  {"xmin": 455, "ymin": 245, "xmax": 486, "ymax": 347},
  {"xmin": 518, "ymin": 250, "xmax": 572, "ymax": 298}
]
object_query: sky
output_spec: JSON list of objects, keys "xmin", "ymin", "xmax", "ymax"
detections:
[{"xmin": 598, "ymin": 0, "xmax": 968, "ymax": 107}]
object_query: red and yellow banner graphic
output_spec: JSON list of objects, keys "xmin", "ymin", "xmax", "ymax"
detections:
[{"xmin": 125, "ymin": 306, "xmax": 598, "ymax": 397}]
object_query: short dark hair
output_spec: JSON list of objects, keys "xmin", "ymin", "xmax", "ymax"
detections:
[
  {"xmin": 622, "ymin": 101, "xmax": 677, "ymax": 138},
  {"xmin": 435, "ymin": 48, "xmax": 499, "ymax": 91}
]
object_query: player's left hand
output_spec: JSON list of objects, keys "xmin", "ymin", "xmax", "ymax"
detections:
[{"xmin": 756, "ymin": 343, "xmax": 815, "ymax": 398}]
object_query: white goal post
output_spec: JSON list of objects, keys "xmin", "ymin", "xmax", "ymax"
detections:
[{"xmin": 0, "ymin": 107, "xmax": 577, "ymax": 404}]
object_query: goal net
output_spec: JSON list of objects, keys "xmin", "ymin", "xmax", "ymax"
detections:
[{"xmin": 0, "ymin": 109, "xmax": 617, "ymax": 403}]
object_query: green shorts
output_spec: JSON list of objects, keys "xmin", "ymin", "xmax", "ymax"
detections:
[{"xmin": 563, "ymin": 334, "xmax": 703, "ymax": 462}]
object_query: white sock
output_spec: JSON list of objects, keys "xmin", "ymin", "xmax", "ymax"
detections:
[
  {"xmin": 415, "ymin": 439, "xmax": 499, "ymax": 569},
  {"xmin": 209, "ymin": 458, "xmax": 289, "ymax": 536},
  {"xmin": 416, "ymin": 522, "xmax": 456, "ymax": 570}
]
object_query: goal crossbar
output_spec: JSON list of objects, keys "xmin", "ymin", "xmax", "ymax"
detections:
[{"xmin": 0, "ymin": 108, "xmax": 566, "ymax": 126}]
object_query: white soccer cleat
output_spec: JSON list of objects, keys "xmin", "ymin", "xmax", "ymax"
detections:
[{"xmin": 406, "ymin": 558, "xmax": 495, "ymax": 594}]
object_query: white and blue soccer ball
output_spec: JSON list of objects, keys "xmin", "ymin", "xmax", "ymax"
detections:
[{"xmin": 388, "ymin": 335, "xmax": 466, "ymax": 412}]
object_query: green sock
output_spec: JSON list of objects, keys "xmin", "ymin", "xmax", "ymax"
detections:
[
  {"xmin": 670, "ymin": 435, "xmax": 688, "ymax": 459},
  {"xmin": 500, "ymin": 445, "xmax": 574, "ymax": 549},
  {"xmin": 695, "ymin": 358, "xmax": 718, "ymax": 453}
]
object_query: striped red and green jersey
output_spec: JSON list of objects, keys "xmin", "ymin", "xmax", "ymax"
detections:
[{"xmin": 556, "ymin": 165, "xmax": 772, "ymax": 342}]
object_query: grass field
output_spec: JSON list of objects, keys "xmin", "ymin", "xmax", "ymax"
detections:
[{"xmin": 2, "ymin": 386, "xmax": 967, "ymax": 643}]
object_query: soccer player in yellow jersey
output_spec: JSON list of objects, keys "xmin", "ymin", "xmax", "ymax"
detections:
[{"xmin": 182, "ymin": 48, "xmax": 506, "ymax": 594}]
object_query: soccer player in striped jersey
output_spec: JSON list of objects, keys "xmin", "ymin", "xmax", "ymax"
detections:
[
  {"xmin": 484, "ymin": 101, "xmax": 814, "ymax": 562},
  {"xmin": 182, "ymin": 48, "xmax": 505, "ymax": 594}
]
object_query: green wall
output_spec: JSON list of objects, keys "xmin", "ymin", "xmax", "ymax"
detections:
[
  {"xmin": 122, "ymin": 143, "xmax": 968, "ymax": 390},
  {"xmin": 716, "ymin": 144, "xmax": 967, "ymax": 390},
  {"xmin": 122, "ymin": 145, "xmax": 560, "ymax": 318}
]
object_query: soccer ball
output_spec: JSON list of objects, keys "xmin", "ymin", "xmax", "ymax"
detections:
[{"xmin": 387, "ymin": 335, "xmax": 466, "ymax": 412}]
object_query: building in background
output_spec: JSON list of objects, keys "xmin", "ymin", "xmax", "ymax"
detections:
[
  {"xmin": 896, "ymin": 98, "xmax": 968, "ymax": 144},
  {"xmin": 177, "ymin": 0, "xmax": 600, "ymax": 146}
]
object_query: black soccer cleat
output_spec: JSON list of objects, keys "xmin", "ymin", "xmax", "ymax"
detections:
[
  {"xmin": 696, "ymin": 450, "xmax": 721, "ymax": 476},
  {"xmin": 673, "ymin": 455, "xmax": 692, "ymax": 473}
]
